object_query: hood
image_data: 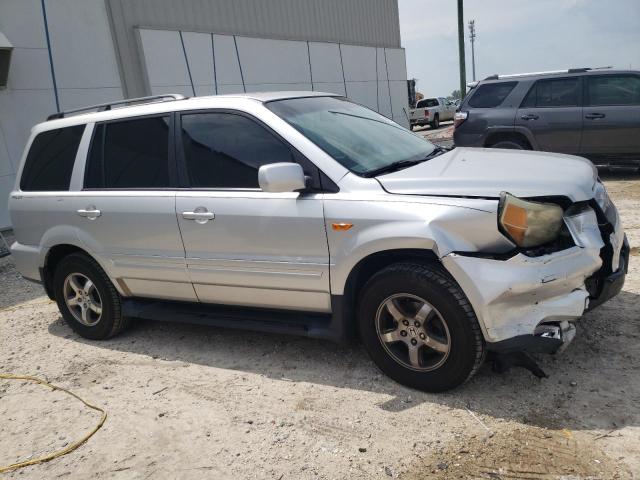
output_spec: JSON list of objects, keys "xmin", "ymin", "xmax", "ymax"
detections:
[{"xmin": 376, "ymin": 147, "xmax": 597, "ymax": 202}]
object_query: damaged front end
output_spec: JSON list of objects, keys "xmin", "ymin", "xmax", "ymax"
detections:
[{"xmin": 442, "ymin": 196, "xmax": 628, "ymax": 358}]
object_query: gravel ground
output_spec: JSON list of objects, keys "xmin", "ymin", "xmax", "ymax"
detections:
[
  {"xmin": 1, "ymin": 174, "xmax": 639, "ymax": 479},
  {"xmin": 413, "ymin": 120, "xmax": 455, "ymax": 148}
]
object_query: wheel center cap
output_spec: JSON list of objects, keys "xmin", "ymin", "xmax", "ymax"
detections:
[{"xmin": 408, "ymin": 327, "xmax": 417, "ymax": 337}]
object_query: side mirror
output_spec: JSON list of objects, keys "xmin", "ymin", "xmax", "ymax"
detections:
[{"xmin": 258, "ymin": 163, "xmax": 306, "ymax": 193}]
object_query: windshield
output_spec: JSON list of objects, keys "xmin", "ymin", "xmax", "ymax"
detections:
[{"xmin": 266, "ymin": 97, "xmax": 437, "ymax": 176}]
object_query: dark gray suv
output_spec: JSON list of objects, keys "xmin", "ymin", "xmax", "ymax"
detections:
[{"xmin": 453, "ymin": 68, "xmax": 640, "ymax": 168}]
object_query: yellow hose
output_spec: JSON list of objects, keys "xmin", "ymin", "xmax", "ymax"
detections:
[{"xmin": 0, "ymin": 374, "xmax": 107, "ymax": 474}]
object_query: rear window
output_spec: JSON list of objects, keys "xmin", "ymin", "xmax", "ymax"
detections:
[
  {"xmin": 85, "ymin": 116, "xmax": 171, "ymax": 189},
  {"xmin": 467, "ymin": 82, "xmax": 517, "ymax": 108},
  {"xmin": 417, "ymin": 98, "xmax": 438, "ymax": 108},
  {"xmin": 20, "ymin": 125, "xmax": 85, "ymax": 191}
]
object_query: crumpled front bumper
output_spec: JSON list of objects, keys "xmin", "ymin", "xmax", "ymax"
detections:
[{"xmin": 442, "ymin": 205, "xmax": 626, "ymax": 353}]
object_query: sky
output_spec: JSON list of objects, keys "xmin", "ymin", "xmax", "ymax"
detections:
[{"xmin": 398, "ymin": 0, "xmax": 640, "ymax": 98}]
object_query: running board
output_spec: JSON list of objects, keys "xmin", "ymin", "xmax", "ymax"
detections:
[{"xmin": 121, "ymin": 298, "xmax": 341, "ymax": 342}]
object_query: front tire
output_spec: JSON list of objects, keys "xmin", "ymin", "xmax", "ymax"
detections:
[
  {"xmin": 358, "ymin": 263, "xmax": 485, "ymax": 392},
  {"xmin": 53, "ymin": 253, "xmax": 129, "ymax": 340}
]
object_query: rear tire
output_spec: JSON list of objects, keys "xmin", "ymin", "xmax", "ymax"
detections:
[
  {"xmin": 358, "ymin": 262, "xmax": 485, "ymax": 392},
  {"xmin": 430, "ymin": 115, "xmax": 440, "ymax": 129},
  {"xmin": 53, "ymin": 252, "xmax": 129, "ymax": 340}
]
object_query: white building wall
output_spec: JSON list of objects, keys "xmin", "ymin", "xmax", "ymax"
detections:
[
  {"xmin": 0, "ymin": 0, "xmax": 56, "ymax": 229},
  {"xmin": 0, "ymin": 0, "xmax": 121, "ymax": 229},
  {"xmin": 46, "ymin": 0, "xmax": 123, "ymax": 111}
]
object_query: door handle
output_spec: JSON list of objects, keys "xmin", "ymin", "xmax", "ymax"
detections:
[
  {"xmin": 585, "ymin": 113, "xmax": 606, "ymax": 119},
  {"xmin": 182, "ymin": 207, "xmax": 215, "ymax": 224},
  {"xmin": 520, "ymin": 114, "xmax": 539, "ymax": 120},
  {"xmin": 77, "ymin": 207, "xmax": 101, "ymax": 219}
]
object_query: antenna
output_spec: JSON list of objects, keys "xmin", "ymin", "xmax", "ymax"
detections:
[{"xmin": 468, "ymin": 20, "xmax": 477, "ymax": 81}]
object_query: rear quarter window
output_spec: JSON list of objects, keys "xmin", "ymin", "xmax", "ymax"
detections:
[
  {"xmin": 467, "ymin": 82, "xmax": 517, "ymax": 108},
  {"xmin": 20, "ymin": 125, "xmax": 85, "ymax": 191},
  {"xmin": 587, "ymin": 75, "xmax": 640, "ymax": 106}
]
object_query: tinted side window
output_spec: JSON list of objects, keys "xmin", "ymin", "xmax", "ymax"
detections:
[
  {"xmin": 467, "ymin": 82, "xmax": 517, "ymax": 108},
  {"xmin": 522, "ymin": 78, "xmax": 581, "ymax": 108},
  {"xmin": 85, "ymin": 116, "xmax": 170, "ymax": 189},
  {"xmin": 587, "ymin": 75, "xmax": 640, "ymax": 106},
  {"xmin": 20, "ymin": 125, "xmax": 84, "ymax": 191},
  {"xmin": 181, "ymin": 113, "xmax": 293, "ymax": 189}
]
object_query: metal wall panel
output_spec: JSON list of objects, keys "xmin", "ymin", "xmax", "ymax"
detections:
[
  {"xmin": 0, "ymin": 133, "xmax": 11, "ymax": 178},
  {"xmin": 376, "ymin": 47, "xmax": 392, "ymax": 117},
  {"xmin": 236, "ymin": 37, "xmax": 310, "ymax": 86},
  {"xmin": 138, "ymin": 27, "xmax": 409, "ymax": 130},
  {"xmin": 46, "ymin": 0, "xmax": 124, "ymax": 110},
  {"xmin": 107, "ymin": 0, "xmax": 401, "ymax": 97},
  {"xmin": 308, "ymin": 42, "xmax": 343, "ymax": 84},
  {"xmin": 212, "ymin": 34, "xmax": 244, "ymax": 91},
  {"xmin": 182, "ymin": 32, "xmax": 216, "ymax": 95}
]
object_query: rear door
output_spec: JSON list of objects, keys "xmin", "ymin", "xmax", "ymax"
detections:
[
  {"xmin": 76, "ymin": 115, "xmax": 196, "ymax": 302},
  {"xmin": 515, "ymin": 76, "xmax": 583, "ymax": 154},
  {"xmin": 580, "ymin": 73, "xmax": 640, "ymax": 161},
  {"xmin": 174, "ymin": 110, "xmax": 331, "ymax": 312}
]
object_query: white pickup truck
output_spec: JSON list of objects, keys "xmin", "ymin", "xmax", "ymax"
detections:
[{"xmin": 409, "ymin": 97, "xmax": 457, "ymax": 129}]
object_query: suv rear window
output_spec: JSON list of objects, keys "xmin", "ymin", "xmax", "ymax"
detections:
[
  {"xmin": 20, "ymin": 125, "xmax": 84, "ymax": 191},
  {"xmin": 85, "ymin": 116, "xmax": 171, "ymax": 189},
  {"xmin": 467, "ymin": 82, "xmax": 517, "ymax": 108}
]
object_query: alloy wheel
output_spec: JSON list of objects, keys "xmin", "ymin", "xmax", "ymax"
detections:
[
  {"xmin": 375, "ymin": 293, "xmax": 451, "ymax": 371},
  {"xmin": 63, "ymin": 272, "xmax": 103, "ymax": 327}
]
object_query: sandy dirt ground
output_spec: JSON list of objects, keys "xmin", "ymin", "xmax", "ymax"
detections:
[{"xmin": 1, "ymin": 173, "xmax": 639, "ymax": 479}]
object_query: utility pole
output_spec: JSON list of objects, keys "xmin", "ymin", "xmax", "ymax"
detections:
[
  {"xmin": 457, "ymin": 0, "xmax": 466, "ymax": 97},
  {"xmin": 468, "ymin": 20, "xmax": 476, "ymax": 81}
]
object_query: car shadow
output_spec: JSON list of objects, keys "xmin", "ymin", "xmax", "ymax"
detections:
[
  {"xmin": 46, "ymin": 286, "xmax": 640, "ymax": 433},
  {"xmin": 598, "ymin": 169, "xmax": 640, "ymax": 180},
  {"xmin": 0, "ymin": 255, "xmax": 49, "ymax": 310}
]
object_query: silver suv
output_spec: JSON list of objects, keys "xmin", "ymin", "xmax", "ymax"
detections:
[{"xmin": 9, "ymin": 92, "xmax": 628, "ymax": 391}]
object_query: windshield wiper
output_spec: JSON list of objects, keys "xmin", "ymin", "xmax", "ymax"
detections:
[{"xmin": 362, "ymin": 147, "xmax": 446, "ymax": 178}]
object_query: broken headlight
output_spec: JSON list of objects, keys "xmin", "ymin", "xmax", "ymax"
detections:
[
  {"xmin": 593, "ymin": 180, "xmax": 611, "ymax": 212},
  {"xmin": 498, "ymin": 192, "xmax": 564, "ymax": 248}
]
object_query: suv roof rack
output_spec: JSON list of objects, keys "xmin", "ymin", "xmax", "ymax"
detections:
[
  {"xmin": 46, "ymin": 94, "xmax": 187, "ymax": 121},
  {"xmin": 483, "ymin": 66, "xmax": 613, "ymax": 81}
]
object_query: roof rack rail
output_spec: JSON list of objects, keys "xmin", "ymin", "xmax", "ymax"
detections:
[
  {"xmin": 483, "ymin": 66, "xmax": 613, "ymax": 81},
  {"xmin": 46, "ymin": 94, "xmax": 187, "ymax": 121}
]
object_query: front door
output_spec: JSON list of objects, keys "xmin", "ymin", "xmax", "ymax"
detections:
[
  {"xmin": 580, "ymin": 73, "xmax": 640, "ymax": 162},
  {"xmin": 515, "ymin": 76, "xmax": 583, "ymax": 154},
  {"xmin": 174, "ymin": 111, "xmax": 331, "ymax": 312}
]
